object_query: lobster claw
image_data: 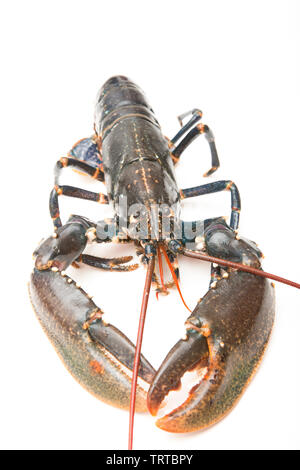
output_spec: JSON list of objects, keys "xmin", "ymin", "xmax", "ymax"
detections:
[
  {"xmin": 148, "ymin": 270, "xmax": 275, "ymax": 433},
  {"xmin": 29, "ymin": 268, "xmax": 155, "ymax": 411},
  {"xmin": 29, "ymin": 219, "xmax": 156, "ymax": 412}
]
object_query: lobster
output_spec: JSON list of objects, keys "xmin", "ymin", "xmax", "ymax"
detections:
[{"xmin": 29, "ymin": 76, "xmax": 299, "ymax": 449}]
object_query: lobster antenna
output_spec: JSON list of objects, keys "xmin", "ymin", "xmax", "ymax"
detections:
[
  {"xmin": 181, "ymin": 248, "xmax": 300, "ymax": 289},
  {"xmin": 128, "ymin": 256, "xmax": 155, "ymax": 450}
]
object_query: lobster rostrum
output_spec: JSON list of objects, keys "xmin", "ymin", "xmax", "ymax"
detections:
[{"xmin": 29, "ymin": 76, "xmax": 299, "ymax": 448}]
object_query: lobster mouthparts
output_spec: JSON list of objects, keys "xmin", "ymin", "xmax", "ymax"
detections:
[{"xmin": 147, "ymin": 270, "xmax": 275, "ymax": 433}]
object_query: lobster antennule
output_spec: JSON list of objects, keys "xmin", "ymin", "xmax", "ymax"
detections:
[
  {"xmin": 160, "ymin": 245, "xmax": 191, "ymax": 312},
  {"xmin": 156, "ymin": 244, "xmax": 167, "ymax": 296}
]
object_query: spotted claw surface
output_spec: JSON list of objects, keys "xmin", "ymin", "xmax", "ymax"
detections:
[
  {"xmin": 29, "ymin": 268, "xmax": 155, "ymax": 411},
  {"xmin": 148, "ymin": 270, "xmax": 275, "ymax": 432}
]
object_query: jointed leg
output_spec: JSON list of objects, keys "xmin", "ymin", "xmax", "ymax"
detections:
[
  {"xmin": 181, "ymin": 180, "xmax": 241, "ymax": 231},
  {"xmin": 169, "ymin": 108, "xmax": 220, "ymax": 177},
  {"xmin": 172, "ymin": 124, "xmax": 220, "ymax": 177},
  {"xmin": 78, "ymin": 254, "xmax": 138, "ymax": 272},
  {"xmin": 49, "ymin": 185, "xmax": 108, "ymax": 229},
  {"xmin": 50, "ymin": 134, "xmax": 106, "ymax": 228},
  {"xmin": 170, "ymin": 109, "xmax": 203, "ymax": 145},
  {"xmin": 64, "ymin": 216, "xmax": 138, "ymax": 272},
  {"xmin": 55, "ymin": 157, "xmax": 104, "ymax": 184}
]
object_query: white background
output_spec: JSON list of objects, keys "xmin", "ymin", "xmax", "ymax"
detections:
[{"xmin": 1, "ymin": 0, "xmax": 299, "ymax": 450}]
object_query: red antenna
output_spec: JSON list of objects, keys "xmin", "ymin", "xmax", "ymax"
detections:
[
  {"xmin": 128, "ymin": 256, "xmax": 155, "ymax": 450},
  {"xmin": 128, "ymin": 245, "xmax": 299, "ymax": 450},
  {"xmin": 181, "ymin": 248, "xmax": 300, "ymax": 289}
]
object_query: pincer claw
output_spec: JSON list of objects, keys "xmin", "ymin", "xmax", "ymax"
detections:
[
  {"xmin": 148, "ymin": 269, "xmax": 275, "ymax": 433},
  {"xmin": 29, "ymin": 268, "xmax": 155, "ymax": 411},
  {"xmin": 29, "ymin": 219, "xmax": 155, "ymax": 412}
]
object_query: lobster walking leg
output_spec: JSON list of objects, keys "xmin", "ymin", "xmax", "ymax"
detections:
[
  {"xmin": 181, "ymin": 180, "xmax": 241, "ymax": 286},
  {"xmin": 181, "ymin": 180, "xmax": 241, "ymax": 230},
  {"xmin": 170, "ymin": 107, "xmax": 219, "ymax": 177},
  {"xmin": 55, "ymin": 157, "xmax": 104, "ymax": 182},
  {"xmin": 172, "ymin": 124, "xmax": 220, "ymax": 177},
  {"xmin": 49, "ymin": 185, "xmax": 108, "ymax": 229},
  {"xmin": 79, "ymin": 254, "xmax": 138, "ymax": 272},
  {"xmin": 49, "ymin": 135, "xmax": 105, "ymax": 229},
  {"xmin": 170, "ymin": 109, "xmax": 203, "ymax": 145}
]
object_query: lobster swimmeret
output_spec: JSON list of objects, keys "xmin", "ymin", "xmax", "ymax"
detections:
[{"xmin": 29, "ymin": 76, "xmax": 299, "ymax": 449}]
